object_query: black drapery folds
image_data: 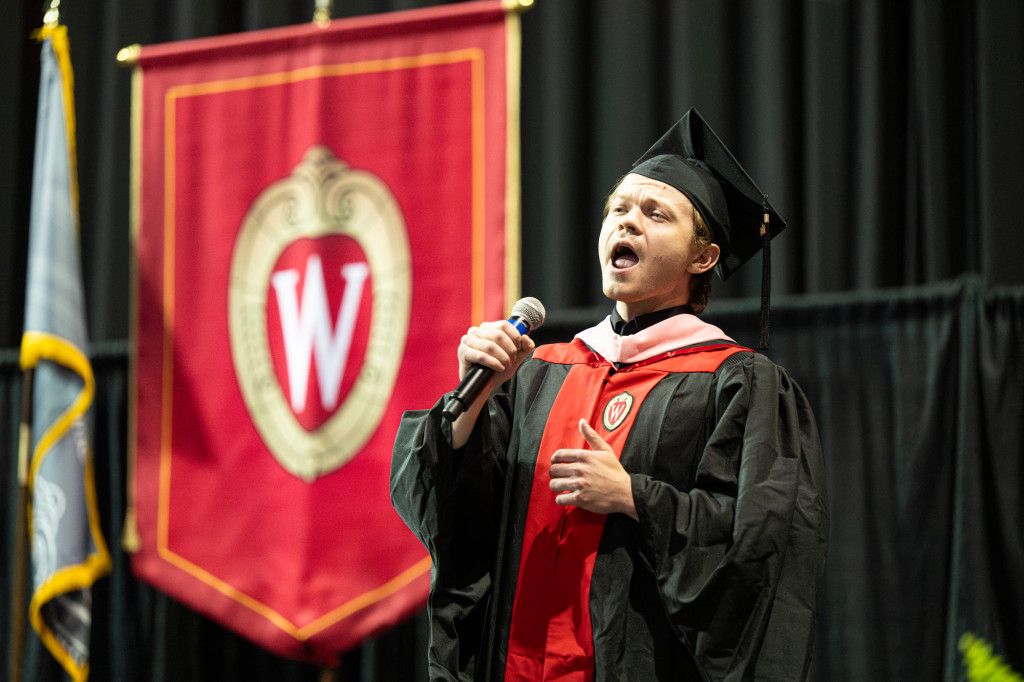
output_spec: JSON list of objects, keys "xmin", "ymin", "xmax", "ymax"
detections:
[
  {"xmin": 3, "ymin": 277, "xmax": 1021, "ymax": 680},
  {"xmin": 2, "ymin": 0, "xmax": 1024, "ymax": 677}
]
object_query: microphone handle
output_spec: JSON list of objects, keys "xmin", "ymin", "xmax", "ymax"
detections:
[
  {"xmin": 441, "ymin": 366, "xmax": 494, "ymax": 422},
  {"xmin": 441, "ymin": 315, "xmax": 531, "ymax": 422}
]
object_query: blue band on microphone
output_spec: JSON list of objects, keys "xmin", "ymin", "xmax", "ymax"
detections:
[{"xmin": 508, "ymin": 317, "xmax": 529, "ymax": 335}]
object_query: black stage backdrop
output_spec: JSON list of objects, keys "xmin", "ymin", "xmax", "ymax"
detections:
[
  {"xmin": 3, "ymin": 277, "xmax": 1022, "ymax": 681},
  {"xmin": 2, "ymin": 0, "xmax": 1024, "ymax": 679}
]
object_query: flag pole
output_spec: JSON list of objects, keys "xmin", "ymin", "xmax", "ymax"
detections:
[
  {"xmin": 43, "ymin": 0, "xmax": 61, "ymax": 27},
  {"xmin": 10, "ymin": 368, "xmax": 34, "ymax": 682},
  {"xmin": 10, "ymin": 7, "xmax": 57, "ymax": 679},
  {"xmin": 23, "ymin": 5, "xmax": 112, "ymax": 678}
]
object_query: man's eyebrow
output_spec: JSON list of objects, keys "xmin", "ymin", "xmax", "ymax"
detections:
[{"xmin": 641, "ymin": 195, "xmax": 675, "ymax": 214}]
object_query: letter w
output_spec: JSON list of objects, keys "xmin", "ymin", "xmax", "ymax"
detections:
[{"xmin": 270, "ymin": 255, "xmax": 370, "ymax": 413}]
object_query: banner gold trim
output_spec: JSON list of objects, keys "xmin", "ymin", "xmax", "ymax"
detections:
[
  {"xmin": 504, "ymin": 9, "xmax": 523, "ymax": 309},
  {"xmin": 153, "ymin": 49, "xmax": 477, "ymax": 640}
]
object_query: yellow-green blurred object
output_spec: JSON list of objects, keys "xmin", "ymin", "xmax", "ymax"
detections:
[{"xmin": 961, "ymin": 633, "xmax": 1023, "ymax": 682}]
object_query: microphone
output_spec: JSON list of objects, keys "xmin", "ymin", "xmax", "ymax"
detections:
[{"xmin": 441, "ymin": 297, "xmax": 546, "ymax": 422}]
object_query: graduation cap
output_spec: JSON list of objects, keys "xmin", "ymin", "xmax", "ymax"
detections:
[{"xmin": 629, "ymin": 108, "xmax": 786, "ymax": 349}]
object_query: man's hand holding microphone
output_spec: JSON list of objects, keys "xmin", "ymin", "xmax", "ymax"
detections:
[{"xmin": 444, "ymin": 297, "xmax": 545, "ymax": 448}]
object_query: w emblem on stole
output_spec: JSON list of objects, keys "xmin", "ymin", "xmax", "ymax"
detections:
[{"xmin": 601, "ymin": 391, "xmax": 634, "ymax": 432}]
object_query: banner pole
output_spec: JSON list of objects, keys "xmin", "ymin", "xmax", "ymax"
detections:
[
  {"xmin": 313, "ymin": 0, "xmax": 332, "ymax": 26},
  {"xmin": 501, "ymin": 0, "xmax": 535, "ymax": 12},
  {"xmin": 9, "ymin": 367, "xmax": 35, "ymax": 682},
  {"xmin": 116, "ymin": 43, "xmax": 141, "ymax": 67}
]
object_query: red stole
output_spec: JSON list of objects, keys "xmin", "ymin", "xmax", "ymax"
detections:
[{"xmin": 503, "ymin": 340, "xmax": 745, "ymax": 681}]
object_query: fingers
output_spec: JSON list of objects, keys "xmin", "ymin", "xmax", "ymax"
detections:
[
  {"xmin": 548, "ymin": 425, "xmax": 633, "ymax": 516},
  {"xmin": 517, "ymin": 331, "xmax": 536, "ymax": 356},
  {"xmin": 549, "ymin": 457, "xmax": 581, "ymax": 507},
  {"xmin": 549, "ymin": 456, "xmax": 587, "ymax": 509},
  {"xmin": 548, "ymin": 448, "xmax": 590, "ymax": 505},
  {"xmin": 577, "ymin": 418, "xmax": 610, "ymax": 452},
  {"xmin": 457, "ymin": 320, "xmax": 530, "ymax": 378},
  {"xmin": 548, "ymin": 452, "xmax": 581, "ymax": 482}
]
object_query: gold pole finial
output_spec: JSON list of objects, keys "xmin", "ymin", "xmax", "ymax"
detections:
[
  {"xmin": 116, "ymin": 43, "xmax": 141, "ymax": 66},
  {"xmin": 42, "ymin": 0, "xmax": 61, "ymax": 27},
  {"xmin": 502, "ymin": 0, "xmax": 535, "ymax": 13},
  {"xmin": 313, "ymin": 0, "xmax": 332, "ymax": 26}
]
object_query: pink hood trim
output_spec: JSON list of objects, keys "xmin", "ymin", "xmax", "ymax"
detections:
[{"xmin": 575, "ymin": 314, "xmax": 734, "ymax": 365}]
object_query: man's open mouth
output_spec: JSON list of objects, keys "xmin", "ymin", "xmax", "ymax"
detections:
[{"xmin": 611, "ymin": 243, "xmax": 640, "ymax": 269}]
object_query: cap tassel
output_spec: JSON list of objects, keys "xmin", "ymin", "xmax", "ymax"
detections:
[{"xmin": 758, "ymin": 195, "xmax": 771, "ymax": 350}]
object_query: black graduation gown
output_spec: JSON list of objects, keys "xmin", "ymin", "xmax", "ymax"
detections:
[{"xmin": 390, "ymin": 334, "xmax": 829, "ymax": 681}]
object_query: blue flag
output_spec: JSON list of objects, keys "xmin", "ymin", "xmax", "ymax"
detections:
[{"xmin": 21, "ymin": 24, "xmax": 111, "ymax": 682}]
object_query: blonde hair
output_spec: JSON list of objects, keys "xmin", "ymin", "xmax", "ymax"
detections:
[{"xmin": 688, "ymin": 208, "xmax": 714, "ymax": 314}]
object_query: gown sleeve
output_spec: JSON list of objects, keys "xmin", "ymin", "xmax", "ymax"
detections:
[
  {"xmin": 629, "ymin": 352, "xmax": 830, "ymax": 679},
  {"xmin": 390, "ymin": 383, "xmax": 515, "ymax": 680}
]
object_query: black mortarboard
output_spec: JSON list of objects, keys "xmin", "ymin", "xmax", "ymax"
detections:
[{"xmin": 629, "ymin": 108, "xmax": 786, "ymax": 348}]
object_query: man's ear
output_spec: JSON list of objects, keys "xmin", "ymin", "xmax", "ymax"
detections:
[{"xmin": 687, "ymin": 243, "xmax": 720, "ymax": 274}]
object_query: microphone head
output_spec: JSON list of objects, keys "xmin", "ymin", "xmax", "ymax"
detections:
[{"xmin": 510, "ymin": 297, "xmax": 546, "ymax": 331}]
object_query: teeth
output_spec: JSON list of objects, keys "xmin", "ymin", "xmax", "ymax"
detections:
[{"xmin": 611, "ymin": 244, "xmax": 639, "ymax": 269}]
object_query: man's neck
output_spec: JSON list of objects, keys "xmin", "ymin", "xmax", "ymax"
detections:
[{"xmin": 611, "ymin": 303, "xmax": 695, "ymax": 336}]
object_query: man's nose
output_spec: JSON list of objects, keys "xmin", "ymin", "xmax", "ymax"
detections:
[{"xmin": 617, "ymin": 209, "xmax": 641, "ymax": 234}]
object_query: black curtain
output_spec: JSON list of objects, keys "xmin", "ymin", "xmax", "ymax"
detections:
[
  {"xmin": 3, "ymin": 0, "xmax": 1024, "ymax": 679},
  {"xmin": 3, "ymin": 278, "xmax": 1022, "ymax": 681},
  {"xmin": 536, "ymin": 277, "xmax": 1024, "ymax": 680},
  {"xmin": 2, "ymin": 0, "xmax": 1023, "ymax": 345}
]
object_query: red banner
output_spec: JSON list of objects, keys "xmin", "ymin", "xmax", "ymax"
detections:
[{"xmin": 129, "ymin": 1, "xmax": 520, "ymax": 662}]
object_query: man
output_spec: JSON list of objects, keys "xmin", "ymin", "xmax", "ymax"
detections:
[{"xmin": 391, "ymin": 109, "xmax": 829, "ymax": 681}]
